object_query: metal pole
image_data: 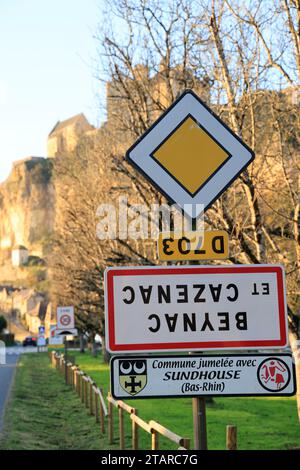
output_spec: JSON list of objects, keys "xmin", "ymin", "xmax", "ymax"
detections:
[
  {"xmin": 64, "ymin": 335, "xmax": 68, "ymax": 384},
  {"xmin": 189, "ymin": 218, "xmax": 207, "ymax": 450},
  {"xmin": 192, "ymin": 396, "xmax": 207, "ymax": 450}
]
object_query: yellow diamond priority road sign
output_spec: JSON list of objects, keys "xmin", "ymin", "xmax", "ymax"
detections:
[{"xmin": 126, "ymin": 90, "xmax": 254, "ymax": 218}]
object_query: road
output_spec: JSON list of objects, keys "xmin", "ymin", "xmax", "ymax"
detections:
[
  {"xmin": 0, "ymin": 347, "xmax": 38, "ymax": 434},
  {"xmin": 0, "ymin": 355, "xmax": 18, "ymax": 433},
  {"xmin": 6, "ymin": 346, "xmax": 38, "ymax": 355}
]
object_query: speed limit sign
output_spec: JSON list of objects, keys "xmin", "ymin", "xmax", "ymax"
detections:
[{"xmin": 57, "ymin": 306, "xmax": 75, "ymax": 330}]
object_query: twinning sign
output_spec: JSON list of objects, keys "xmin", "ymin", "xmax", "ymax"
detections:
[
  {"xmin": 105, "ymin": 264, "xmax": 287, "ymax": 354},
  {"xmin": 110, "ymin": 354, "xmax": 296, "ymax": 399}
]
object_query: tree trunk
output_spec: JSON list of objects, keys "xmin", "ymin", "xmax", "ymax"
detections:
[
  {"xmin": 91, "ymin": 339, "xmax": 98, "ymax": 357},
  {"xmin": 79, "ymin": 333, "xmax": 85, "ymax": 353},
  {"xmin": 289, "ymin": 330, "xmax": 300, "ymax": 422},
  {"xmin": 101, "ymin": 338, "xmax": 111, "ymax": 363}
]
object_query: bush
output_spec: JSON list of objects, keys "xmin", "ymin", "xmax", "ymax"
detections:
[
  {"xmin": 0, "ymin": 333, "xmax": 15, "ymax": 346},
  {"xmin": 0, "ymin": 315, "xmax": 7, "ymax": 334}
]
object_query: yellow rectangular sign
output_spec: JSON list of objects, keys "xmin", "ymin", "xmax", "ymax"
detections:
[{"xmin": 157, "ymin": 230, "xmax": 229, "ymax": 261}]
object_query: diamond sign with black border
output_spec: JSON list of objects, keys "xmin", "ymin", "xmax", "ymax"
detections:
[{"xmin": 126, "ymin": 90, "xmax": 254, "ymax": 218}]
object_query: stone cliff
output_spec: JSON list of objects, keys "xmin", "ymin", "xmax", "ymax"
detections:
[{"xmin": 0, "ymin": 157, "xmax": 55, "ymax": 260}]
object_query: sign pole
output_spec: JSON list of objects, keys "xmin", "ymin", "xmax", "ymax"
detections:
[
  {"xmin": 192, "ymin": 396, "xmax": 207, "ymax": 450},
  {"xmin": 189, "ymin": 217, "xmax": 207, "ymax": 451},
  {"xmin": 64, "ymin": 335, "xmax": 68, "ymax": 385}
]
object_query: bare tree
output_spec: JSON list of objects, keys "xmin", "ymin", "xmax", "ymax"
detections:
[
  {"xmin": 212, "ymin": 0, "xmax": 300, "ymax": 418},
  {"xmin": 95, "ymin": 0, "xmax": 300, "ymax": 414},
  {"xmin": 51, "ymin": 1, "xmax": 300, "ymax": 414}
]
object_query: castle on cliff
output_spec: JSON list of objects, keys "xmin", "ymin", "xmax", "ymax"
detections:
[{"xmin": 1, "ymin": 66, "xmax": 297, "ymax": 270}]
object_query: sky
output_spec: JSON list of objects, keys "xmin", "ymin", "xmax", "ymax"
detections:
[{"xmin": 0, "ymin": 0, "xmax": 104, "ymax": 182}]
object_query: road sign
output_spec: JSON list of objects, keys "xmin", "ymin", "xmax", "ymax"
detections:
[
  {"xmin": 104, "ymin": 264, "xmax": 287, "ymax": 353},
  {"xmin": 157, "ymin": 230, "xmax": 229, "ymax": 261},
  {"xmin": 37, "ymin": 336, "xmax": 46, "ymax": 347},
  {"xmin": 48, "ymin": 325, "xmax": 64, "ymax": 347},
  {"xmin": 110, "ymin": 354, "xmax": 295, "ymax": 399},
  {"xmin": 57, "ymin": 306, "xmax": 75, "ymax": 330},
  {"xmin": 55, "ymin": 328, "xmax": 78, "ymax": 336},
  {"xmin": 38, "ymin": 326, "xmax": 45, "ymax": 335},
  {"xmin": 126, "ymin": 90, "xmax": 254, "ymax": 218}
]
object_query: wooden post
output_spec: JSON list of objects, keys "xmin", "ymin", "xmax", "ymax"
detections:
[
  {"xmin": 86, "ymin": 379, "xmax": 89, "ymax": 408},
  {"xmin": 119, "ymin": 407, "xmax": 125, "ymax": 450},
  {"xmin": 192, "ymin": 397, "xmax": 207, "ymax": 450},
  {"xmin": 89, "ymin": 381, "xmax": 93, "ymax": 415},
  {"xmin": 77, "ymin": 371, "xmax": 81, "ymax": 395},
  {"xmin": 78, "ymin": 373, "xmax": 82, "ymax": 399},
  {"xmin": 73, "ymin": 368, "xmax": 77, "ymax": 390},
  {"xmin": 108, "ymin": 396, "xmax": 114, "ymax": 444},
  {"xmin": 95, "ymin": 390, "xmax": 99, "ymax": 423},
  {"xmin": 132, "ymin": 409, "xmax": 139, "ymax": 450},
  {"xmin": 81, "ymin": 375, "xmax": 85, "ymax": 404},
  {"xmin": 99, "ymin": 389, "xmax": 105, "ymax": 434},
  {"xmin": 92, "ymin": 386, "xmax": 96, "ymax": 416},
  {"xmin": 79, "ymin": 374, "xmax": 82, "ymax": 400},
  {"xmin": 151, "ymin": 430, "xmax": 159, "ymax": 450},
  {"xmin": 182, "ymin": 438, "xmax": 190, "ymax": 450},
  {"xmin": 226, "ymin": 425, "xmax": 237, "ymax": 450}
]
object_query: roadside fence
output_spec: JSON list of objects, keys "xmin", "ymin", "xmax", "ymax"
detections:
[{"xmin": 50, "ymin": 351, "xmax": 237, "ymax": 450}]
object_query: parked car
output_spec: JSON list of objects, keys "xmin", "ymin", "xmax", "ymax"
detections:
[{"xmin": 22, "ymin": 336, "xmax": 37, "ymax": 347}]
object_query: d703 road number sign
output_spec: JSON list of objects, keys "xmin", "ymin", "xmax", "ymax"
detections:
[{"xmin": 158, "ymin": 230, "xmax": 229, "ymax": 261}]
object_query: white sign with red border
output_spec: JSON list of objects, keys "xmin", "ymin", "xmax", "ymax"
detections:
[
  {"xmin": 57, "ymin": 306, "xmax": 75, "ymax": 330},
  {"xmin": 104, "ymin": 265, "xmax": 288, "ymax": 353}
]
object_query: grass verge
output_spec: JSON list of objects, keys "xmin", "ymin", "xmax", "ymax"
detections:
[
  {"xmin": 0, "ymin": 353, "xmax": 117, "ymax": 450},
  {"xmin": 1, "ymin": 351, "xmax": 299, "ymax": 450},
  {"xmin": 76, "ymin": 352, "xmax": 300, "ymax": 451}
]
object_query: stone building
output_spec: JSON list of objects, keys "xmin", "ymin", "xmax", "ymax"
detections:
[
  {"xmin": 47, "ymin": 113, "xmax": 95, "ymax": 158},
  {"xmin": 12, "ymin": 289, "xmax": 44, "ymax": 321},
  {"xmin": 44, "ymin": 302, "xmax": 55, "ymax": 338},
  {"xmin": 25, "ymin": 299, "xmax": 49, "ymax": 335},
  {"xmin": 106, "ymin": 62, "xmax": 210, "ymax": 140},
  {"xmin": 11, "ymin": 245, "xmax": 28, "ymax": 267}
]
